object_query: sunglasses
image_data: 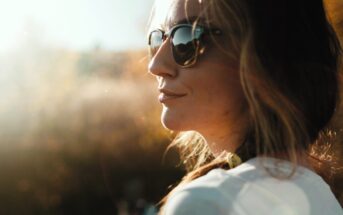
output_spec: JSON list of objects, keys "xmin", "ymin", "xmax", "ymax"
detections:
[{"xmin": 148, "ymin": 24, "xmax": 222, "ymax": 67}]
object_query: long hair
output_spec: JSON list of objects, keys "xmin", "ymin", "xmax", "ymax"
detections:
[{"xmin": 149, "ymin": 0, "xmax": 343, "ymax": 213}]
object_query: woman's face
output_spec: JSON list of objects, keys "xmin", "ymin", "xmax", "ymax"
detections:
[{"xmin": 149, "ymin": 0, "xmax": 248, "ymax": 138}]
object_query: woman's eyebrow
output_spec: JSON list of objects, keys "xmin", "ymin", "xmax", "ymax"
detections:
[
  {"xmin": 165, "ymin": 16, "xmax": 208, "ymax": 28},
  {"xmin": 174, "ymin": 16, "xmax": 203, "ymax": 25}
]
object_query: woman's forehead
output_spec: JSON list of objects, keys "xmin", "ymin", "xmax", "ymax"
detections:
[{"xmin": 151, "ymin": 0, "xmax": 203, "ymax": 29}]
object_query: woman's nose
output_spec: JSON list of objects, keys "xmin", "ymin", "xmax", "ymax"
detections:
[{"xmin": 148, "ymin": 39, "xmax": 177, "ymax": 78}]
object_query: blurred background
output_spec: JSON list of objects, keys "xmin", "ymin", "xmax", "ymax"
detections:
[{"xmin": 0, "ymin": 0, "xmax": 342, "ymax": 214}]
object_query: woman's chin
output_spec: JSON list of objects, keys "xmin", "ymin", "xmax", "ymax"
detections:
[
  {"xmin": 161, "ymin": 111, "xmax": 188, "ymax": 131},
  {"xmin": 161, "ymin": 116, "xmax": 183, "ymax": 131}
]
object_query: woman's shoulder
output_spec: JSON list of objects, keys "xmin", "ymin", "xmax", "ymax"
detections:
[
  {"xmin": 177, "ymin": 157, "xmax": 326, "ymax": 192},
  {"xmin": 165, "ymin": 157, "xmax": 343, "ymax": 215}
]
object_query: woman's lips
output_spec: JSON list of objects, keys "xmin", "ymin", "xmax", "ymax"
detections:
[{"xmin": 158, "ymin": 89, "xmax": 187, "ymax": 103}]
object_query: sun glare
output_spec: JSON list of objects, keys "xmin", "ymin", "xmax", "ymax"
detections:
[
  {"xmin": 0, "ymin": 0, "xmax": 154, "ymax": 54},
  {"xmin": 150, "ymin": 0, "xmax": 173, "ymax": 29}
]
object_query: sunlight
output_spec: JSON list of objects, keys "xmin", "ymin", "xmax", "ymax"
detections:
[
  {"xmin": 0, "ymin": 1, "xmax": 27, "ymax": 53},
  {"xmin": 150, "ymin": 0, "xmax": 174, "ymax": 29},
  {"xmin": 0, "ymin": 0, "xmax": 154, "ymax": 54}
]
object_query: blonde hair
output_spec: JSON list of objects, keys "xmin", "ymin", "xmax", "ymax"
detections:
[{"xmin": 149, "ymin": 0, "xmax": 343, "ymax": 213}]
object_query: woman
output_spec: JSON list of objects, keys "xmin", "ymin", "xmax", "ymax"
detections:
[{"xmin": 147, "ymin": 0, "xmax": 343, "ymax": 214}]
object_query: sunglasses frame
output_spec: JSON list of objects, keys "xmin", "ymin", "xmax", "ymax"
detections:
[{"xmin": 148, "ymin": 23, "xmax": 222, "ymax": 68}]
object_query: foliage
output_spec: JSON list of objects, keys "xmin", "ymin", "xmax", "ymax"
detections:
[{"xmin": 0, "ymin": 45, "xmax": 183, "ymax": 214}]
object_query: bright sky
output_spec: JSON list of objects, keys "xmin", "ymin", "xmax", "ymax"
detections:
[{"xmin": 0, "ymin": 0, "xmax": 155, "ymax": 53}]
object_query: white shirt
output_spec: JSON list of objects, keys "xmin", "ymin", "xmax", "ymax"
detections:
[{"xmin": 164, "ymin": 157, "xmax": 342, "ymax": 215}]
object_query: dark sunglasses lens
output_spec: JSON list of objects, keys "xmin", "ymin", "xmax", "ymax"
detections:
[
  {"xmin": 149, "ymin": 30, "xmax": 163, "ymax": 57},
  {"xmin": 172, "ymin": 26, "xmax": 199, "ymax": 66}
]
